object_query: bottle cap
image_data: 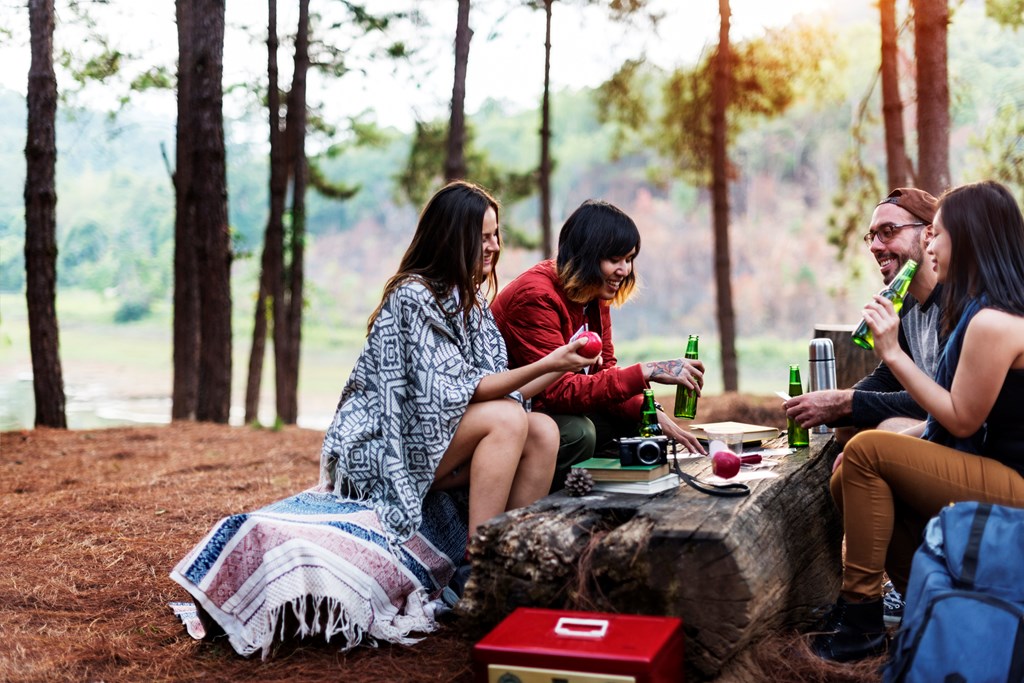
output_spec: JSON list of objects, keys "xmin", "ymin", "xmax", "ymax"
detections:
[{"xmin": 809, "ymin": 338, "xmax": 835, "ymax": 362}]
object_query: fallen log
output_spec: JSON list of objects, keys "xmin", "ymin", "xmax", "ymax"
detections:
[{"xmin": 457, "ymin": 433, "xmax": 843, "ymax": 681}]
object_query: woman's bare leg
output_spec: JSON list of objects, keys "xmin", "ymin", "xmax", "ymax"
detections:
[
  {"xmin": 506, "ymin": 412, "xmax": 558, "ymax": 510},
  {"xmin": 433, "ymin": 399, "xmax": 528, "ymax": 533}
]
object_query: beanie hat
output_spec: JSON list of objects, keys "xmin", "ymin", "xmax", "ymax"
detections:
[{"xmin": 877, "ymin": 188, "xmax": 938, "ymax": 224}]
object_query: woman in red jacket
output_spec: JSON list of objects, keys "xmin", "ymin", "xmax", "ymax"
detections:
[{"xmin": 492, "ymin": 199, "xmax": 706, "ymax": 490}]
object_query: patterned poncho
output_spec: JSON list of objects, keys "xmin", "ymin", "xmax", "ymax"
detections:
[{"xmin": 319, "ymin": 280, "xmax": 515, "ymax": 544}]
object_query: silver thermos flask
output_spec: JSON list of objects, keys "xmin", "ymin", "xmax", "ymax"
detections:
[{"xmin": 808, "ymin": 338, "xmax": 837, "ymax": 434}]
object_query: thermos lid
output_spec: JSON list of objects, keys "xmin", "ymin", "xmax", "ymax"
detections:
[{"xmin": 809, "ymin": 337, "xmax": 835, "ymax": 361}]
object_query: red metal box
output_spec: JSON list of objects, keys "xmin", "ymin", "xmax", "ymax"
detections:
[{"xmin": 473, "ymin": 608, "xmax": 684, "ymax": 683}]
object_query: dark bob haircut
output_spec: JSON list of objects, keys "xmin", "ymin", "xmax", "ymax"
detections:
[{"xmin": 555, "ymin": 200, "xmax": 640, "ymax": 305}]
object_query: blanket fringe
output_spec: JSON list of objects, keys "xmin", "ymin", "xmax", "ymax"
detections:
[{"xmin": 251, "ymin": 589, "xmax": 435, "ymax": 660}]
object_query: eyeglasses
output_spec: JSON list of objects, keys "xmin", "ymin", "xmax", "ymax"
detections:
[{"xmin": 862, "ymin": 222, "xmax": 928, "ymax": 246}]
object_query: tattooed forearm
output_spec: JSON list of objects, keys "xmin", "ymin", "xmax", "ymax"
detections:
[{"xmin": 644, "ymin": 359, "xmax": 686, "ymax": 379}]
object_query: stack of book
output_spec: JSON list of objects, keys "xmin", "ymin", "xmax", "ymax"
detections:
[{"xmin": 570, "ymin": 457, "xmax": 680, "ymax": 495}]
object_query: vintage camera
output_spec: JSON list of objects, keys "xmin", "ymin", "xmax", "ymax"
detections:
[{"xmin": 618, "ymin": 435, "xmax": 670, "ymax": 467}]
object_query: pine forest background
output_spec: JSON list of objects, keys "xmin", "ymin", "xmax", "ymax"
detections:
[{"xmin": 1, "ymin": 0, "xmax": 1023, "ymax": 430}]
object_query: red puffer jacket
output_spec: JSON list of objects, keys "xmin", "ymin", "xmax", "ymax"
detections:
[{"xmin": 491, "ymin": 260, "xmax": 646, "ymax": 420}]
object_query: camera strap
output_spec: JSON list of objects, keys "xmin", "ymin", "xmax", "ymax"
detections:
[
  {"xmin": 669, "ymin": 443, "xmax": 750, "ymax": 497},
  {"xmin": 674, "ymin": 469, "xmax": 750, "ymax": 497}
]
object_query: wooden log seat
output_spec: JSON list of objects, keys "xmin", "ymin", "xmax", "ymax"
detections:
[{"xmin": 456, "ymin": 433, "xmax": 844, "ymax": 681}]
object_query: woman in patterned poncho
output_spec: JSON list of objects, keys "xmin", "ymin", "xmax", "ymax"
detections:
[
  {"xmin": 320, "ymin": 181, "xmax": 599, "ymax": 545},
  {"xmin": 170, "ymin": 182, "xmax": 598, "ymax": 656}
]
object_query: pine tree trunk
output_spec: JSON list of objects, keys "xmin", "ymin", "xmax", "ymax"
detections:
[
  {"xmin": 276, "ymin": 0, "xmax": 309, "ymax": 425},
  {"xmin": 712, "ymin": 0, "xmax": 738, "ymax": 392},
  {"xmin": 244, "ymin": 278, "xmax": 268, "ymax": 424},
  {"xmin": 538, "ymin": 0, "xmax": 553, "ymax": 260},
  {"xmin": 190, "ymin": 0, "xmax": 232, "ymax": 424},
  {"xmin": 444, "ymin": 0, "xmax": 471, "ymax": 182},
  {"xmin": 913, "ymin": 0, "xmax": 950, "ymax": 195},
  {"xmin": 172, "ymin": 0, "xmax": 200, "ymax": 421},
  {"xmin": 244, "ymin": 0, "xmax": 287, "ymax": 425},
  {"xmin": 880, "ymin": 0, "xmax": 909, "ymax": 189},
  {"xmin": 25, "ymin": 0, "xmax": 66, "ymax": 429}
]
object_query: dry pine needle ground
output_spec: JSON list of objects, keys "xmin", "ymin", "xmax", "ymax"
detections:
[{"xmin": 0, "ymin": 395, "xmax": 882, "ymax": 682}]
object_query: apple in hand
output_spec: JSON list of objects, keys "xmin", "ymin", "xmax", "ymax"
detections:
[
  {"xmin": 711, "ymin": 450, "xmax": 741, "ymax": 479},
  {"xmin": 578, "ymin": 331, "xmax": 603, "ymax": 358}
]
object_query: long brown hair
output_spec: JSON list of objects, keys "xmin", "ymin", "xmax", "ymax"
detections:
[
  {"xmin": 936, "ymin": 180, "xmax": 1024, "ymax": 336},
  {"xmin": 367, "ymin": 181, "xmax": 501, "ymax": 333}
]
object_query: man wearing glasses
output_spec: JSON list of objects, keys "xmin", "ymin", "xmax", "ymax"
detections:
[{"xmin": 785, "ymin": 187, "xmax": 942, "ymax": 444}]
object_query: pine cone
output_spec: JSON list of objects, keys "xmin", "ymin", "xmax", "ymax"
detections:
[{"xmin": 563, "ymin": 468, "xmax": 594, "ymax": 497}]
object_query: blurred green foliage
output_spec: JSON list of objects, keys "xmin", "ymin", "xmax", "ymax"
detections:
[{"xmin": 1, "ymin": 3, "xmax": 1022, "ymax": 325}]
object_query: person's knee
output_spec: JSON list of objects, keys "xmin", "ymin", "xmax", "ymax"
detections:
[
  {"xmin": 560, "ymin": 416, "xmax": 595, "ymax": 449},
  {"xmin": 471, "ymin": 399, "xmax": 528, "ymax": 440},
  {"xmin": 528, "ymin": 413, "xmax": 560, "ymax": 454},
  {"xmin": 503, "ymin": 401, "xmax": 530, "ymax": 438},
  {"xmin": 843, "ymin": 430, "xmax": 875, "ymax": 466},
  {"xmin": 877, "ymin": 417, "xmax": 922, "ymax": 434},
  {"xmin": 557, "ymin": 415, "xmax": 596, "ymax": 466}
]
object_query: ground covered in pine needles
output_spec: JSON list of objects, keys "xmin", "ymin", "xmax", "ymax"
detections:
[{"xmin": 0, "ymin": 394, "xmax": 885, "ymax": 682}]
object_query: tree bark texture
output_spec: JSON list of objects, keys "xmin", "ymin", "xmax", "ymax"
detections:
[
  {"xmin": 172, "ymin": 0, "xmax": 200, "ymax": 420},
  {"xmin": 913, "ymin": 0, "xmax": 951, "ymax": 195},
  {"xmin": 457, "ymin": 435, "xmax": 843, "ymax": 682},
  {"xmin": 712, "ymin": 0, "xmax": 738, "ymax": 392},
  {"xmin": 444, "ymin": 0, "xmax": 471, "ymax": 182},
  {"xmin": 538, "ymin": 0, "xmax": 554, "ymax": 260},
  {"xmin": 189, "ymin": 0, "xmax": 232, "ymax": 423},
  {"xmin": 880, "ymin": 0, "xmax": 910, "ymax": 190},
  {"xmin": 24, "ymin": 0, "xmax": 66, "ymax": 429},
  {"xmin": 275, "ymin": 0, "xmax": 310, "ymax": 425},
  {"xmin": 244, "ymin": 0, "xmax": 287, "ymax": 425}
]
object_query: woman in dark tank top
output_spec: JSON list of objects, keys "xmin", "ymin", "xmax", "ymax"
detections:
[{"xmin": 811, "ymin": 180, "xmax": 1024, "ymax": 663}]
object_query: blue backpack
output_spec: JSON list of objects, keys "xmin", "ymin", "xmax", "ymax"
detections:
[{"xmin": 884, "ymin": 501, "xmax": 1024, "ymax": 683}]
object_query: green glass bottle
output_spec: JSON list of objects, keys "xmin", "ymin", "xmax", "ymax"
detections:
[
  {"xmin": 787, "ymin": 364, "xmax": 810, "ymax": 448},
  {"xmin": 851, "ymin": 259, "xmax": 919, "ymax": 350},
  {"xmin": 639, "ymin": 388, "xmax": 663, "ymax": 437},
  {"xmin": 673, "ymin": 335, "xmax": 700, "ymax": 419}
]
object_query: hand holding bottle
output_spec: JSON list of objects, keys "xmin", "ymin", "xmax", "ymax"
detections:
[
  {"xmin": 860, "ymin": 294, "xmax": 902, "ymax": 361},
  {"xmin": 784, "ymin": 389, "xmax": 853, "ymax": 429},
  {"xmin": 674, "ymin": 334, "xmax": 701, "ymax": 419},
  {"xmin": 851, "ymin": 259, "xmax": 917, "ymax": 349}
]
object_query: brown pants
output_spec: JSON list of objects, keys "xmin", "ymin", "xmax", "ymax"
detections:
[{"xmin": 831, "ymin": 430, "xmax": 1024, "ymax": 600}]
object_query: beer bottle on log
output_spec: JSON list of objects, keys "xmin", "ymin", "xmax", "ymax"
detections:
[
  {"xmin": 673, "ymin": 335, "xmax": 700, "ymax": 419},
  {"xmin": 639, "ymin": 389, "xmax": 663, "ymax": 437},
  {"xmin": 851, "ymin": 259, "xmax": 918, "ymax": 350},
  {"xmin": 787, "ymin": 364, "xmax": 810, "ymax": 448}
]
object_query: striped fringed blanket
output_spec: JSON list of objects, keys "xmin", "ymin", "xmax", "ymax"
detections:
[{"xmin": 169, "ymin": 489, "xmax": 466, "ymax": 658}]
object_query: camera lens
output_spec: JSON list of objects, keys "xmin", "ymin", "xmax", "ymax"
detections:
[{"xmin": 636, "ymin": 439, "xmax": 662, "ymax": 466}]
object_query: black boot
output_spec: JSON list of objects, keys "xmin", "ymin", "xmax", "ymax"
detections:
[{"xmin": 810, "ymin": 596, "xmax": 888, "ymax": 662}]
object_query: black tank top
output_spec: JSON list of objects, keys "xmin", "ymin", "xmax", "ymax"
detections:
[{"xmin": 984, "ymin": 368, "xmax": 1024, "ymax": 476}]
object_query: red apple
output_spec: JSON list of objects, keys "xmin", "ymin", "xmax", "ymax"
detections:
[
  {"xmin": 712, "ymin": 450, "xmax": 741, "ymax": 479},
  {"xmin": 578, "ymin": 331, "xmax": 603, "ymax": 358}
]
